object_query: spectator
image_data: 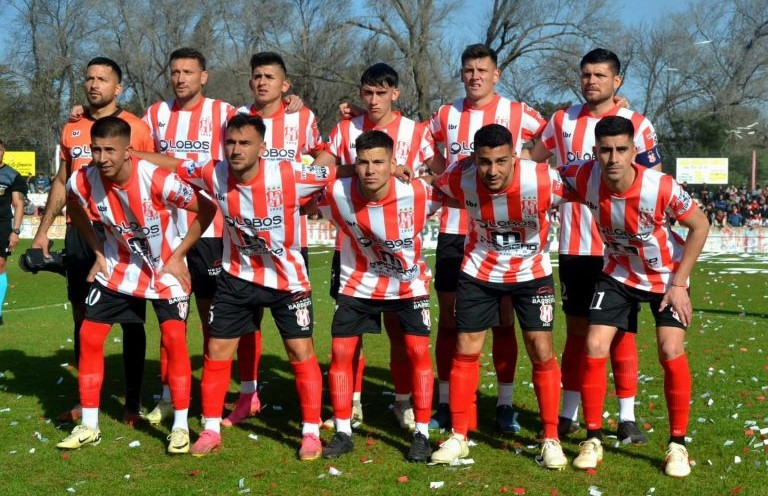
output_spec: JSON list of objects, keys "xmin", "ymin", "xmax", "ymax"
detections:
[
  {"xmin": 33, "ymin": 172, "xmax": 51, "ymax": 193},
  {"xmin": 727, "ymin": 204, "xmax": 744, "ymax": 227},
  {"xmin": 713, "ymin": 193, "xmax": 728, "ymax": 212}
]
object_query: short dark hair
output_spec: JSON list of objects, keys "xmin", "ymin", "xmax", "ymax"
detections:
[
  {"xmin": 250, "ymin": 51, "xmax": 287, "ymax": 75},
  {"xmin": 360, "ymin": 63, "xmax": 399, "ymax": 88},
  {"xmin": 355, "ymin": 130, "xmax": 393, "ymax": 154},
  {"xmin": 91, "ymin": 116, "xmax": 131, "ymax": 141},
  {"xmin": 474, "ymin": 124, "xmax": 513, "ymax": 150},
  {"xmin": 594, "ymin": 115, "xmax": 634, "ymax": 140},
  {"xmin": 580, "ymin": 48, "xmax": 621, "ymax": 74},
  {"xmin": 461, "ymin": 44, "xmax": 498, "ymax": 67},
  {"xmin": 170, "ymin": 47, "xmax": 206, "ymax": 70},
  {"xmin": 87, "ymin": 57, "xmax": 123, "ymax": 83},
  {"xmin": 226, "ymin": 113, "xmax": 266, "ymax": 139}
]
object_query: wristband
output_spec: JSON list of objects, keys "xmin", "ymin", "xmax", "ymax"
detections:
[
  {"xmin": 11, "ymin": 228, "xmax": 20, "ymax": 235},
  {"xmin": 670, "ymin": 282, "xmax": 687, "ymax": 288}
]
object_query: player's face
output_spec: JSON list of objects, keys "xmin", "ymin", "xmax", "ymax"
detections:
[
  {"xmin": 355, "ymin": 147, "xmax": 396, "ymax": 198},
  {"xmin": 360, "ymin": 84, "xmax": 400, "ymax": 121},
  {"xmin": 580, "ymin": 62, "xmax": 622, "ymax": 105},
  {"xmin": 594, "ymin": 134, "xmax": 637, "ymax": 183},
  {"xmin": 170, "ymin": 57, "xmax": 208, "ymax": 101},
  {"xmin": 225, "ymin": 125, "xmax": 266, "ymax": 175},
  {"xmin": 91, "ymin": 135, "xmax": 131, "ymax": 182},
  {"xmin": 475, "ymin": 144, "xmax": 516, "ymax": 192},
  {"xmin": 249, "ymin": 64, "xmax": 290, "ymax": 106},
  {"xmin": 84, "ymin": 64, "xmax": 122, "ymax": 109},
  {"xmin": 461, "ymin": 56, "xmax": 500, "ymax": 103}
]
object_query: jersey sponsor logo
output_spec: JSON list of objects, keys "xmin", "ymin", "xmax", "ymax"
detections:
[
  {"xmin": 142, "ymin": 200, "xmax": 159, "ymax": 220},
  {"xmin": 300, "ymin": 163, "xmax": 329, "ymax": 180},
  {"xmin": 369, "ymin": 251, "xmax": 419, "ymax": 282},
  {"xmin": 477, "ymin": 219, "xmax": 536, "ymax": 230},
  {"xmin": 599, "ymin": 227, "xmax": 650, "ymax": 241},
  {"xmin": 449, "ymin": 141, "xmax": 473, "ymax": 156},
  {"xmin": 215, "ymin": 193, "xmax": 226, "ymax": 201},
  {"xmin": 358, "ymin": 236, "xmax": 414, "ymax": 251},
  {"xmin": 672, "ymin": 193, "xmax": 693, "ymax": 213},
  {"xmin": 97, "ymin": 205, "xmax": 108, "ymax": 212},
  {"xmin": 562, "ymin": 131, "xmax": 572, "ymax": 138},
  {"xmin": 263, "ymin": 148, "xmax": 297, "ymax": 160},
  {"xmin": 566, "ymin": 150, "xmax": 594, "ymax": 163},
  {"xmin": 71, "ymin": 145, "xmax": 91, "ymax": 158},
  {"xmin": 72, "ymin": 130, "xmax": 81, "ymax": 137},
  {"xmin": 237, "ymin": 231, "xmax": 284, "ymax": 257},
  {"xmin": 225, "ymin": 214, "xmax": 283, "ymax": 230},
  {"xmin": 114, "ymin": 220, "xmax": 160, "ymax": 237},
  {"xmin": 266, "ymin": 188, "xmax": 284, "ymax": 209},
  {"xmin": 412, "ymin": 298, "xmax": 430, "ymax": 310},
  {"xmin": 159, "ymin": 139, "xmax": 211, "ymax": 153},
  {"xmin": 521, "ymin": 199, "xmax": 538, "ymax": 217},
  {"xmin": 398, "ymin": 208, "xmax": 414, "ymax": 230},
  {"xmin": 174, "ymin": 182, "xmax": 195, "ymax": 206},
  {"xmin": 465, "ymin": 199, "xmax": 478, "ymax": 208},
  {"xmin": 183, "ymin": 162, "xmax": 199, "ymax": 177},
  {"xmin": 448, "ymin": 124, "xmax": 457, "ymax": 130}
]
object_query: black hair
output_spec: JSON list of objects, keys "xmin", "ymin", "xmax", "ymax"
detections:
[
  {"xmin": 91, "ymin": 116, "xmax": 131, "ymax": 141},
  {"xmin": 461, "ymin": 44, "xmax": 498, "ymax": 67},
  {"xmin": 474, "ymin": 124, "xmax": 513, "ymax": 149},
  {"xmin": 87, "ymin": 57, "xmax": 123, "ymax": 83},
  {"xmin": 580, "ymin": 48, "xmax": 621, "ymax": 74},
  {"xmin": 355, "ymin": 130, "xmax": 394, "ymax": 154},
  {"xmin": 226, "ymin": 113, "xmax": 266, "ymax": 139},
  {"xmin": 170, "ymin": 47, "xmax": 206, "ymax": 70},
  {"xmin": 360, "ymin": 63, "xmax": 399, "ymax": 88},
  {"xmin": 250, "ymin": 52, "xmax": 287, "ymax": 75},
  {"xmin": 594, "ymin": 115, "xmax": 635, "ymax": 140}
]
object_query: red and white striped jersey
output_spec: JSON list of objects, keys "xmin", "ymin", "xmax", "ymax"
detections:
[
  {"xmin": 67, "ymin": 158, "xmax": 197, "ymax": 300},
  {"xmin": 237, "ymin": 103, "xmax": 326, "ymax": 249},
  {"xmin": 143, "ymin": 97, "xmax": 237, "ymax": 238},
  {"xmin": 560, "ymin": 160, "xmax": 697, "ymax": 293},
  {"xmin": 176, "ymin": 159, "xmax": 335, "ymax": 292},
  {"xmin": 540, "ymin": 103, "xmax": 660, "ymax": 256},
  {"xmin": 428, "ymin": 95, "xmax": 546, "ymax": 235},
  {"xmin": 436, "ymin": 158, "xmax": 566, "ymax": 284},
  {"xmin": 318, "ymin": 177, "xmax": 445, "ymax": 299}
]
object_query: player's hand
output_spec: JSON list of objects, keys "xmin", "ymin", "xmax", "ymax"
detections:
[
  {"xmin": 69, "ymin": 105, "xmax": 85, "ymax": 122},
  {"xmin": 8, "ymin": 232, "xmax": 19, "ymax": 252},
  {"xmin": 659, "ymin": 286, "xmax": 692, "ymax": 327},
  {"xmin": 339, "ymin": 102, "xmax": 363, "ymax": 120},
  {"xmin": 394, "ymin": 165, "xmax": 413, "ymax": 184},
  {"xmin": 87, "ymin": 253, "xmax": 109, "ymax": 283},
  {"xmin": 284, "ymin": 94, "xmax": 304, "ymax": 114},
  {"xmin": 159, "ymin": 256, "xmax": 192, "ymax": 295},
  {"xmin": 31, "ymin": 232, "xmax": 51, "ymax": 257},
  {"xmin": 614, "ymin": 95, "xmax": 630, "ymax": 109}
]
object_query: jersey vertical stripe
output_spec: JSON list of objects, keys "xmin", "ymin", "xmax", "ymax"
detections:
[
  {"xmin": 562, "ymin": 160, "xmax": 697, "ymax": 293},
  {"xmin": 436, "ymin": 158, "xmax": 565, "ymax": 283},
  {"xmin": 177, "ymin": 159, "xmax": 334, "ymax": 292},
  {"xmin": 540, "ymin": 104, "xmax": 660, "ymax": 256},
  {"xmin": 428, "ymin": 95, "xmax": 545, "ymax": 235},
  {"xmin": 67, "ymin": 158, "xmax": 195, "ymax": 299},
  {"xmin": 318, "ymin": 177, "xmax": 444, "ymax": 299}
]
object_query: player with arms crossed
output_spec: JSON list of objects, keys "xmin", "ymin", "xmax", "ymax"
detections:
[
  {"xmin": 430, "ymin": 124, "xmax": 568, "ymax": 469},
  {"xmin": 318, "ymin": 130, "xmax": 445, "ymax": 462},
  {"xmin": 561, "ymin": 116, "xmax": 708, "ymax": 477},
  {"xmin": 56, "ymin": 117, "xmax": 215, "ymax": 453}
]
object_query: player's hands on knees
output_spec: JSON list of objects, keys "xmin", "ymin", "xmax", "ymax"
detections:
[
  {"xmin": 88, "ymin": 254, "xmax": 109, "ymax": 283},
  {"xmin": 659, "ymin": 286, "xmax": 692, "ymax": 327},
  {"xmin": 284, "ymin": 94, "xmax": 304, "ymax": 114},
  {"xmin": 160, "ymin": 256, "xmax": 192, "ymax": 295}
]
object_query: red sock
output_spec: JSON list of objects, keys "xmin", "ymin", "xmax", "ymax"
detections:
[
  {"xmin": 491, "ymin": 325, "xmax": 518, "ymax": 383},
  {"xmin": 237, "ymin": 330, "xmax": 262, "ymax": 382},
  {"xmin": 533, "ymin": 357, "xmax": 561, "ymax": 439},
  {"xmin": 435, "ymin": 322, "xmax": 458, "ymax": 381},
  {"xmin": 662, "ymin": 354, "xmax": 691, "ymax": 438},
  {"xmin": 560, "ymin": 333, "xmax": 586, "ymax": 392},
  {"xmin": 291, "ymin": 355, "xmax": 322, "ymax": 424},
  {"xmin": 390, "ymin": 360, "xmax": 411, "ymax": 396},
  {"xmin": 78, "ymin": 321, "xmax": 111, "ymax": 408},
  {"xmin": 329, "ymin": 337, "xmax": 360, "ymax": 419},
  {"xmin": 160, "ymin": 320, "xmax": 191, "ymax": 410},
  {"xmin": 352, "ymin": 353, "xmax": 365, "ymax": 395},
  {"xmin": 449, "ymin": 353, "xmax": 480, "ymax": 437},
  {"xmin": 610, "ymin": 331, "xmax": 638, "ymax": 398},
  {"xmin": 405, "ymin": 334, "xmax": 434, "ymax": 424},
  {"xmin": 581, "ymin": 355, "xmax": 609, "ymax": 431},
  {"xmin": 200, "ymin": 356, "xmax": 232, "ymax": 419}
]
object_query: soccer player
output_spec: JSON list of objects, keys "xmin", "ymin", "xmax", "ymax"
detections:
[
  {"xmin": 561, "ymin": 116, "xmax": 708, "ymax": 478},
  {"xmin": 30, "ymin": 57, "xmax": 154, "ymax": 424},
  {"xmin": 427, "ymin": 44, "xmax": 546, "ymax": 432},
  {"xmin": 153, "ymin": 114, "xmax": 330, "ymax": 459},
  {"xmin": 430, "ymin": 124, "xmax": 568, "ymax": 470},
  {"xmin": 56, "ymin": 116, "xmax": 215, "ymax": 453},
  {"xmin": 317, "ymin": 130, "xmax": 445, "ymax": 462},
  {"xmin": 221, "ymin": 51, "xmax": 326, "ymax": 427},
  {"xmin": 0, "ymin": 140, "xmax": 27, "ymax": 325},
  {"xmin": 530, "ymin": 48, "xmax": 662, "ymax": 442},
  {"xmin": 312, "ymin": 62, "xmax": 435, "ymax": 431}
]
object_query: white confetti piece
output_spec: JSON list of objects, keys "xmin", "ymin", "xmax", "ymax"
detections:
[
  {"xmin": 707, "ymin": 398, "xmax": 714, "ymax": 407},
  {"xmin": 328, "ymin": 466, "xmax": 341, "ymax": 476},
  {"xmin": 247, "ymin": 433, "xmax": 258, "ymax": 441},
  {"xmin": 731, "ymin": 413, "xmax": 739, "ymax": 419},
  {"xmin": 128, "ymin": 440, "xmax": 141, "ymax": 448},
  {"xmin": 467, "ymin": 440, "xmax": 478, "ymax": 447},
  {"xmin": 9, "ymin": 421, "xmax": 17, "ymax": 426},
  {"xmin": 430, "ymin": 481, "xmax": 444, "ymax": 489},
  {"xmin": 449, "ymin": 458, "xmax": 474, "ymax": 466},
  {"xmin": 724, "ymin": 440, "xmax": 734, "ymax": 446},
  {"xmin": 734, "ymin": 456, "xmax": 742, "ymax": 464},
  {"xmin": 113, "ymin": 337, "xmax": 122, "ymax": 343},
  {"xmin": 60, "ymin": 363, "xmax": 69, "ymax": 368},
  {"xmin": 0, "ymin": 408, "xmax": 9, "ymax": 413},
  {"xmin": 238, "ymin": 478, "xmax": 247, "ymax": 489},
  {"xmin": 56, "ymin": 377, "xmax": 64, "ymax": 385},
  {"xmin": 66, "ymin": 488, "xmax": 76, "ymax": 494},
  {"xmin": 28, "ymin": 448, "xmax": 35, "ymax": 454},
  {"xmin": 602, "ymin": 411, "xmax": 610, "ymax": 419},
  {"xmin": 588, "ymin": 486, "xmax": 603, "ymax": 496},
  {"xmin": 124, "ymin": 475, "xmax": 130, "ymax": 480}
]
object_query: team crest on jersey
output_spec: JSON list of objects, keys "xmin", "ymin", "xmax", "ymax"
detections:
[
  {"xmin": 421, "ymin": 308, "xmax": 431, "ymax": 328},
  {"xmin": 266, "ymin": 188, "xmax": 283, "ymax": 209},
  {"xmin": 395, "ymin": 140, "xmax": 410, "ymax": 162},
  {"xmin": 539, "ymin": 303, "xmax": 553, "ymax": 324},
  {"xmin": 285, "ymin": 126, "xmax": 299, "ymax": 142},
  {"xmin": 142, "ymin": 199, "xmax": 159, "ymax": 220},
  {"xmin": 495, "ymin": 117, "xmax": 510, "ymax": 128},
  {"xmin": 521, "ymin": 198, "xmax": 538, "ymax": 217},
  {"xmin": 638, "ymin": 209, "xmax": 655, "ymax": 230},
  {"xmin": 177, "ymin": 300, "xmax": 189, "ymax": 320},
  {"xmin": 199, "ymin": 117, "xmax": 213, "ymax": 136},
  {"xmin": 295, "ymin": 307, "xmax": 311, "ymax": 328},
  {"xmin": 398, "ymin": 208, "xmax": 414, "ymax": 230}
]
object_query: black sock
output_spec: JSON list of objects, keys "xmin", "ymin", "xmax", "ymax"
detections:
[
  {"xmin": 669, "ymin": 435, "xmax": 685, "ymax": 445},
  {"xmin": 586, "ymin": 429, "xmax": 603, "ymax": 440},
  {"xmin": 121, "ymin": 323, "xmax": 146, "ymax": 413}
]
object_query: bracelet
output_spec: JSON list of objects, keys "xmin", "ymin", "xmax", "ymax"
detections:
[{"xmin": 670, "ymin": 282, "xmax": 687, "ymax": 288}]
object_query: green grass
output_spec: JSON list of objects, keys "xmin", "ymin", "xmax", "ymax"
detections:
[{"xmin": 1, "ymin": 242, "xmax": 766, "ymax": 495}]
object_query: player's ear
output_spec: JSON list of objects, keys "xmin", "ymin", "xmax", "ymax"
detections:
[
  {"xmin": 613, "ymin": 73, "xmax": 623, "ymax": 93},
  {"xmin": 391, "ymin": 87, "xmax": 401, "ymax": 103},
  {"xmin": 114, "ymin": 83, "xmax": 123, "ymax": 99},
  {"xmin": 282, "ymin": 77, "xmax": 291, "ymax": 94},
  {"xmin": 201, "ymin": 70, "xmax": 209, "ymax": 86},
  {"xmin": 493, "ymin": 67, "xmax": 501, "ymax": 84}
]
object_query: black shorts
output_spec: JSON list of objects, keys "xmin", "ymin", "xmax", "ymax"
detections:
[
  {"xmin": 558, "ymin": 254, "xmax": 604, "ymax": 317},
  {"xmin": 0, "ymin": 220, "xmax": 11, "ymax": 258},
  {"xmin": 84, "ymin": 281, "xmax": 190, "ymax": 324},
  {"xmin": 455, "ymin": 273, "xmax": 556, "ymax": 332},
  {"xmin": 589, "ymin": 274, "xmax": 686, "ymax": 331},
  {"xmin": 65, "ymin": 223, "xmax": 107, "ymax": 304},
  {"xmin": 208, "ymin": 270, "xmax": 314, "ymax": 339},
  {"xmin": 329, "ymin": 250, "xmax": 341, "ymax": 300},
  {"xmin": 187, "ymin": 237, "xmax": 223, "ymax": 300},
  {"xmin": 332, "ymin": 295, "xmax": 432, "ymax": 337},
  {"xmin": 301, "ymin": 246, "xmax": 309, "ymax": 273},
  {"xmin": 434, "ymin": 233, "xmax": 465, "ymax": 292}
]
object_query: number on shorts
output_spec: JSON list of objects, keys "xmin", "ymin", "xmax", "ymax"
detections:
[
  {"xmin": 589, "ymin": 291, "xmax": 605, "ymax": 310},
  {"xmin": 85, "ymin": 286, "xmax": 102, "ymax": 307}
]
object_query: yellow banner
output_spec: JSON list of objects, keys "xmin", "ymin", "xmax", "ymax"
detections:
[{"xmin": 4, "ymin": 151, "xmax": 36, "ymax": 176}]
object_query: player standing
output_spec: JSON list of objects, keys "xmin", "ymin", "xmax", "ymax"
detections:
[
  {"xmin": 0, "ymin": 139, "xmax": 27, "ymax": 325},
  {"xmin": 56, "ymin": 117, "xmax": 215, "ymax": 453},
  {"xmin": 530, "ymin": 49, "xmax": 662, "ymax": 442},
  {"xmin": 430, "ymin": 124, "xmax": 568, "ymax": 470},
  {"xmin": 561, "ymin": 116, "xmax": 708, "ymax": 477}
]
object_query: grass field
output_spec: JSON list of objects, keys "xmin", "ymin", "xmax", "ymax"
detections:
[{"xmin": 1, "ymin": 242, "xmax": 766, "ymax": 495}]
